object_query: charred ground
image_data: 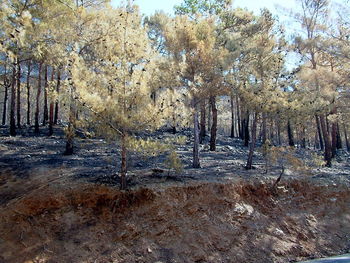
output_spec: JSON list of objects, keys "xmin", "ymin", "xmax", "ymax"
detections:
[{"xmin": 0, "ymin": 126, "xmax": 350, "ymax": 263}]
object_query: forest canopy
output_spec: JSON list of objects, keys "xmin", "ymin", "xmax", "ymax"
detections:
[{"xmin": 0, "ymin": 0, "xmax": 349, "ymax": 189}]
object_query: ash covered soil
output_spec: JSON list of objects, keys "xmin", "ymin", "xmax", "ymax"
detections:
[{"xmin": 0, "ymin": 126, "xmax": 350, "ymax": 263}]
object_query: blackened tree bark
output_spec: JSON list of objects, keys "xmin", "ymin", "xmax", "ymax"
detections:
[
  {"xmin": 237, "ymin": 96, "xmax": 242, "ymax": 139},
  {"xmin": 269, "ymin": 118, "xmax": 274, "ymax": 144},
  {"xmin": 300, "ymin": 126, "xmax": 306, "ymax": 148},
  {"xmin": 277, "ymin": 118, "xmax": 281, "ymax": 146},
  {"xmin": 344, "ymin": 124, "xmax": 350, "ymax": 151},
  {"xmin": 64, "ymin": 97, "xmax": 76, "ymax": 155},
  {"xmin": 199, "ymin": 99, "xmax": 206, "ymax": 144},
  {"xmin": 209, "ymin": 96, "xmax": 217, "ymax": 151},
  {"xmin": 246, "ymin": 112, "xmax": 258, "ymax": 169},
  {"xmin": 262, "ymin": 112, "xmax": 267, "ymax": 144},
  {"xmin": 319, "ymin": 114, "xmax": 332, "ymax": 167},
  {"xmin": 35, "ymin": 63, "xmax": 42, "ymax": 134},
  {"xmin": 207, "ymin": 99, "xmax": 211, "ymax": 133},
  {"xmin": 336, "ymin": 123, "xmax": 342, "ymax": 149},
  {"xmin": 331, "ymin": 122, "xmax": 337, "ymax": 158},
  {"xmin": 16, "ymin": 59, "xmax": 21, "ymax": 128},
  {"xmin": 2, "ymin": 63, "xmax": 9, "ymax": 125},
  {"xmin": 9, "ymin": 65, "xmax": 16, "ymax": 136},
  {"xmin": 26, "ymin": 61, "xmax": 31, "ymax": 125},
  {"xmin": 287, "ymin": 119, "xmax": 295, "ymax": 147},
  {"xmin": 230, "ymin": 95, "xmax": 235, "ymax": 138},
  {"xmin": 192, "ymin": 98, "xmax": 200, "ymax": 168},
  {"xmin": 243, "ymin": 111, "xmax": 250, "ymax": 147},
  {"xmin": 54, "ymin": 70, "xmax": 60, "ymax": 125},
  {"xmin": 43, "ymin": 65, "xmax": 48, "ymax": 126},
  {"xmin": 48, "ymin": 68, "xmax": 55, "ymax": 136},
  {"xmin": 316, "ymin": 115, "xmax": 324, "ymax": 150}
]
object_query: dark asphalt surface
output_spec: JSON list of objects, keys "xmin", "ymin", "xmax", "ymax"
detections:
[{"xmin": 299, "ymin": 254, "xmax": 350, "ymax": 263}]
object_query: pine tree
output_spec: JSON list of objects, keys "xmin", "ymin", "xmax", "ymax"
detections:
[{"xmin": 70, "ymin": 5, "xmax": 164, "ymax": 189}]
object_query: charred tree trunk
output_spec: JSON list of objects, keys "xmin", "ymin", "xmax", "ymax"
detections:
[
  {"xmin": 207, "ymin": 99, "xmax": 211, "ymax": 134},
  {"xmin": 26, "ymin": 61, "xmax": 31, "ymax": 125},
  {"xmin": 209, "ymin": 96, "xmax": 217, "ymax": 151},
  {"xmin": 16, "ymin": 59, "xmax": 21, "ymax": 128},
  {"xmin": 35, "ymin": 63, "xmax": 42, "ymax": 134},
  {"xmin": 237, "ymin": 96, "xmax": 242, "ymax": 139},
  {"xmin": 262, "ymin": 112, "xmax": 267, "ymax": 144},
  {"xmin": 54, "ymin": 70, "xmax": 60, "ymax": 125},
  {"xmin": 300, "ymin": 126, "xmax": 306, "ymax": 149},
  {"xmin": 316, "ymin": 115, "xmax": 324, "ymax": 150},
  {"xmin": 269, "ymin": 119, "xmax": 274, "ymax": 144},
  {"xmin": 319, "ymin": 115, "xmax": 332, "ymax": 167},
  {"xmin": 277, "ymin": 119, "xmax": 281, "ymax": 146},
  {"xmin": 192, "ymin": 98, "xmax": 200, "ymax": 168},
  {"xmin": 246, "ymin": 112, "xmax": 258, "ymax": 169},
  {"xmin": 64, "ymin": 95, "xmax": 76, "ymax": 155},
  {"xmin": 336, "ymin": 123, "xmax": 342, "ymax": 149},
  {"xmin": 287, "ymin": 120, "xmax": 295, "ymax": 147},
  {"xmin": 9, "ymin": 65, "xmax": 16, "ymax": 136},
  {"xmin": 48, "ymin": 68, "xmax": 55, "ymax": 136},
  {"xmin": 43, "ymin": 65, "xmax": 48, "ymax": 126},
  {"xmin": 243, "ymin": 111, "xmax": 250, "ymax": 147},
  {"xmin": 230, "ymin": 95, "xmax": 235, "ymax": 138},
  {"xmin": 331, "ymin": 122, "xmax": 338, "ymax": 158},
  {"xmin": 199, "ymin": 99, "xmax": 206, "ymax": 144},
  {"xmin": 120, "ymin": 133, "xmax": 127, "ymax": 190},
  {"xmin": 2, "ymin": 63, "xmax": 8, "ymax": 125},
  {"xmin": 344, "ymin": 124, "xmax": 350, "ymax": 151}
]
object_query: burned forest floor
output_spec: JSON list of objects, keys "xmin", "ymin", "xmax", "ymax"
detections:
[{"xmin": 0, "ymin": 125, "xmax": 350, "ymax": 263}]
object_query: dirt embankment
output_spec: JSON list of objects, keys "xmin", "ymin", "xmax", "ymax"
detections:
[{"xmin": 0, "ymin": 180, "xmax": 349, "ymax": 263}]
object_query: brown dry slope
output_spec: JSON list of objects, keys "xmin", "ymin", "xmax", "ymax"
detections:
[{"xmin": 0, "ymin": 178, "xmax": 349, "ymax": 263}]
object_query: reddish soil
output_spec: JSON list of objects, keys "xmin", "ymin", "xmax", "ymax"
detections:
[{"xmin": 0, "ymin": 177, "xmax": 349, "ymax": 263}]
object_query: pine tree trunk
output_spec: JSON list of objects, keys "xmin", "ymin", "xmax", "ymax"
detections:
[
  {"xmin": 344, "ymin": 124, "xmax": 350, "ymax": 151},
  {"xmin": 336, "ymin": 122, "xmax": 342, "ymax": 149},
  {"xmin": 9, "ymin": 65, "xmax": 16, "ymax": 136},
  {"xmin": 315, "ymin": 115, "xmax": 324, "ymax": 150},
  {"xmin": 192, "ymin": 98, "xmax": 200, "ymax": 168},
  {"xmin": 35, "ymin": 63, "xmax": 42, "ymax": 134},
  {"xmin": 300, "ymin": 126, "xmax": 306, "ymax": 148},
  {"xmin": 120, "ymin": 133, "xmax": 127, "ymax": 190},
  {"xmin": 269, "ymin": 118, "xmax": 274, "ymax": 144},
  {"xmin": 287, "ymin": 119, "xmax": 295, "ymax": 147},
  {"xmin": 64, "ymin": 91, "xmax": 76, "ymax": 155},
  {"xmin": 207, "ymin": 99, "xmax": 211, "ymax": 133},
  {"xmin": 43, "ymin": 65, "xmax": 48, "ymax": 126},
  {"xmin": 246, "ymin": 112, "xmax": 258, "ymax": 169},
  {"xmin": 230, "ymin": 95, "xmax": 235, "ymax": 138},
  {"xmin": 243, "ymin": 111, "xmax": 250, "ymax": 147},
  {"xmin": 237, "ymin": 96, "xmax": 242, "ymax": 139},
  {"xmin": 2, "ymin": 63, "xmax": 8, "ymax": 125},
  {"xmin": 26, "ymin": 61, "xmax": 31, "ymax": 126},
  {"xmin": 16, "ymin": 59, "xmax": 21, "ymax": 128},
  {"xmin": 199, "ymin": 99, "xmax": 206, "ymax": 144},
  {"xmin": 331, "ymin": 122, "xmax": 337, "ymax": 158},
  {"xmin": 65, "ymin": 122, "xmax": 74, "ymax": 155},
  {"xmin": 314, "ymin": 130, "xmax": 319, "ymax": 149},
  {"xmin": 48, "ymin": 68, "xmax": 55, "ymax": 136},
  {"xmin": 54, "ymin": 70, "xmax": 60, "ymax": 125},
  {"xmin": 277, "ymin": 119, "xmax": 281, "ymax": 146},
  {"xmin": 319, "ymin": 115, "xmax": 332, "ymax": 167},
  {"xmin": 209, "ymin": 96, "xmax": 217, "ymax": 151},
  {"xmin": 262, "ymin": 112, "xmax": 267, "ymax": 144}
]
